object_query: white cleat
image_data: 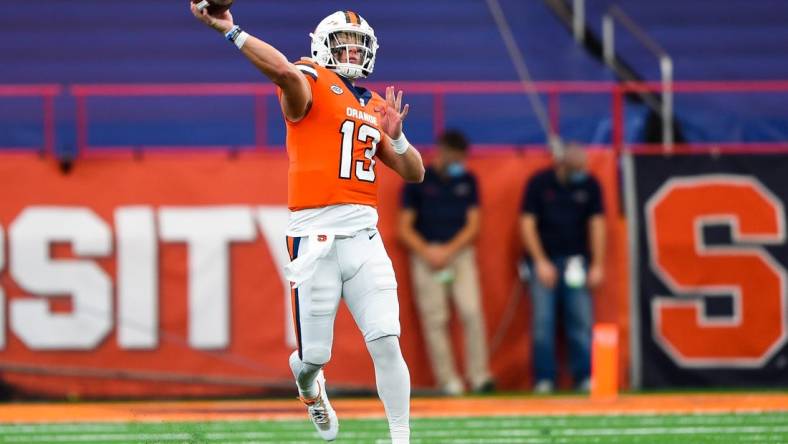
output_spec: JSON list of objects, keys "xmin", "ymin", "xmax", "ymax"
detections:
[
  {"xmin": 300, "ymin": 371, "xmax": 339, "ymax": 441},
  {"xmin": 289, "ymin": 351, "xmax": 338, "ymax": 441}
]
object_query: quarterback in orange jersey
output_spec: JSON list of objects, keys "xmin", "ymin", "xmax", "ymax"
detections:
[{"xmin": 192, "ymin": 4, "xmax": 424, "ymax": 443}]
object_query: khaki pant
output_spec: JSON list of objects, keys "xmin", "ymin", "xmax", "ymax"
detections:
[{"xmin": 411, "ymin": 247, "xmax": 492, "ymax": 391}]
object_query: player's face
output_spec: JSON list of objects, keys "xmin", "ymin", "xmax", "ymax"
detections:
[{"xmin": 330, "ymin": 32, "xmax": 365, "ymax": 66}]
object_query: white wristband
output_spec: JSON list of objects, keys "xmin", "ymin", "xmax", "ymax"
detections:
[
  {"xmin": 225, "ymin": 25, "xmax": 249, "ymax": 49},
  {"xmin": 390, "ymin": 132, "xmax": 410, "ymax": 155},
  {"xmin": 234, "ymin": 31, "xmax": 249, "ymax": 49}
]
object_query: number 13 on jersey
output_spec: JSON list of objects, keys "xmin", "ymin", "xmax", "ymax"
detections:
[{"xmin": 339, "ymin": 120, "xmax": 380, "ymax": 183}]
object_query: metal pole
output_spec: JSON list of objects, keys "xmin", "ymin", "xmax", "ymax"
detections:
[
  {"xmin": 485, "ymin": 0, "xmax": 557, "ymax": 153},
  {"xmin": 573, "ymin": 0, "xmax": 585, "ymax": 43},
  {"xmin": 605, "ymin": 6, "xmax": 674, "ymax": 151},
  {"xmin": 612, "ymin": 84, "xmax": 624, "ymax": 153},
  {"xmin": 621, "ymin": 152, "xmax": 643, "ymax": 389},
  {"xmin": 660, "ymin": 56, "xmax": 674, "ymax": 153},
  {"xmin": 603, "ymin": 14, "xmax": 615, "ymax": 66}
]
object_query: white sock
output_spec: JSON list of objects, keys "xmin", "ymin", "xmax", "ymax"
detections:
[
  {"xmin": 366, "ymin": 336, "xmax": 411, "ymax": 442},
  {"xmin": 289, "ymin": 351, "xmax": 321, "ymax": 399}
]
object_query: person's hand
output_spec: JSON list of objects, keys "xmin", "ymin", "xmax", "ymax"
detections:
[
  {"xmin": 534, "ymin": 258, "xmax": 558, "ymax": 289},
  {"xmin": 375, "ymin": 86, "xmax": 410, "ymax": 140},
  {"xmin": 190, "ymin": 2, "xmax": 235, "ymax": 34},
  {"xmin": 588, "ymin": 263, "xmax": 604, "ymax": 289},
  {"xmin": 423, "ymin": 244, "xmax": 451, "ymax": 270}
]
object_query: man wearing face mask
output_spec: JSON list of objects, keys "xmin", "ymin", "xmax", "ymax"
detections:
[
  {"xmin": 520, "ymin": 144, "xmax": 605, "ymax": 394},
  {"xmin": 399, "ymin": 130, "xmax": 494, "ymax": 396}
]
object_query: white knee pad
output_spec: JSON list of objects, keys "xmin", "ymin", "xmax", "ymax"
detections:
[
  {"xmin": 343, "ymin": 237, "xmax": 401, "ymax": 342},
  {"xmin": 308, "ymin": 281, "xmax": 340, "ymax": 317},
  {"xmin": 301, "ymin": 346, "xmax": 332, "ymax": 365},
  {"xmin": 362, "ymin": 289, "xmax": 402, "ymax": 342},
  {"xmin": 362, "ymin": 259, "xmax": 400, "ymax": 342},
  {"xmin": 370, "ymin": 257, "xmax": 398, "ymax": 291},
  {"xmin": 366, "ymin": 335, "xmax": 402, "ymax": 363}
]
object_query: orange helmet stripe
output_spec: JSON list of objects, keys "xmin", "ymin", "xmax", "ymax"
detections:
[{"xmin": 346, "ymin": 10, "xmax": 360, "ymax": 25}]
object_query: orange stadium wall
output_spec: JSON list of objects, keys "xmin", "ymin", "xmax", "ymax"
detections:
[{"xmin": 0, "ymin": 149, "xmax": 628, "ymax": 398}]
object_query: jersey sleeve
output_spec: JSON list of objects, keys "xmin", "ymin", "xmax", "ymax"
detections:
[
  {"xmin": 276, "ymin": 60, "xmax": 319, "ymax": 98},
  {"xmin": 276, "ymin": 60, "xmax": 320, "ymax": 121},
  {"xmin": 275, "ymin": 61, "xmax": 319, "ymax": 98}
]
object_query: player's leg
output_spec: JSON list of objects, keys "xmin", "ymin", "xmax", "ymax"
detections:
[
  {"xmin": 287, "ymin": 236, "xmax": 342, "ymax": 394},
  {"xmin": 410, "ymin": 253, "xmax": 462, "ymax": 394},
  {"xmin": 450, "ymin": 248, "xmax": 493, "ymax": 392},
  {"xmin": 286, "ymin": 235, "xmax": 342, "ymax": 440},
  {"xmin": 341, "ymin": 232, "xmax": 410, "ymax": 443},
  {"xmin": 528, "ymin": 260, "xmax": 558, "ymax": 392},
  {"xmin": 366, "ymin": 335, "xmax": 410, "ymax": 442}
]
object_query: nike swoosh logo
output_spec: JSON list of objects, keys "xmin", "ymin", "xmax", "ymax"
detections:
[{"xmin": 368, "ymin": 231, "xmax": 378, "ymax": 240}]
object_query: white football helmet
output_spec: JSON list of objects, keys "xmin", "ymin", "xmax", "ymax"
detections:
[{"xmin": 310, "ymin": 11, "xmax": 379, "ymax": 79}]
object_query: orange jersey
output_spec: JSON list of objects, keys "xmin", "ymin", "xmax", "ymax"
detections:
[{"xmin": 279, "ymin": 61, "xmax": 388, "ymax": 211}]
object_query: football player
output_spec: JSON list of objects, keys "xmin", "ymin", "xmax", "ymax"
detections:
[{"xmin": 191, "ymin": 5, "xmax": 424, "ymax": 443}]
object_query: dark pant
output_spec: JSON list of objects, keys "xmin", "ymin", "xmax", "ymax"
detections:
[{"xmin": 528, "ymin": 256, "xmax": 593, "ymax": 385}]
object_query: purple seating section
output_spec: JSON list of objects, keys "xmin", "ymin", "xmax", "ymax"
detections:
[{"xmin": 0, "ymin": 0, "xmax": 786, "ymax": 152}]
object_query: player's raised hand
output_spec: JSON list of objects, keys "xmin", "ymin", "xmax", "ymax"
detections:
[
  {"xmin": 190, "ymin": 1, "xmax": 234, "ymax": 34},
  {"xmin": 376, "ymin": 86, "xmax": 410, "ymax": 140}
]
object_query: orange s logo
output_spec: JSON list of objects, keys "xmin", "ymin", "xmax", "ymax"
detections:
[{"xmin": 646, "ymin": 175, "xmax": 786, "ymax": 367}]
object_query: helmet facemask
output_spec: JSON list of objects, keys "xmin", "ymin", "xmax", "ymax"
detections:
[
  {"xmin": 325, "ymin": 31, "xmax": 375, "ymax": 79},
  {"xmin": 310, "ymin": 11, "xmax": 379, "ymax": 80}
]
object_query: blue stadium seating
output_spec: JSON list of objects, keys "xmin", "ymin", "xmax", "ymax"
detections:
[
  {"xmin": 585, "ymin": 0, "xmax": 788, "ymax": 81},
  {"xmin": 0, "ymin": 0, "xmax": 617, "ymax": 152},
  {"xmin": 1, "ymin": 0, "xmax": 787, "ymax": 152},
  {"xmin": 584, "ymin": 0, "xmax": 788, "ymax": 142}
]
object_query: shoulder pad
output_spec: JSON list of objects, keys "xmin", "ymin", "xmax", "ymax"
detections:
[{"xmin": 294, "ymin": 59, "xmax": 319, "ymax": 81}]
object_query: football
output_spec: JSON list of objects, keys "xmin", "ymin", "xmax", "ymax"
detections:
[{"xmin": 192, "ymin": 0, "xmax": 234, "ymax": 15}]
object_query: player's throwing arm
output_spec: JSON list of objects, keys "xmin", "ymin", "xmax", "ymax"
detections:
[{"xmin": 189, "ymin": 1, "xmax": 311, "ymax": 122}]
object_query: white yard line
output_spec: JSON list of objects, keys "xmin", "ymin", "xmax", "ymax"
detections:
[
  {"xmin": 2, "ymin": 411, "xmax": 787, "ymax": 434},
  {"xmin": 2, "ymin": 414, "xmax": 788, "ymax": 444},
  {"xmin": 3, "ymin": 433, "xmax": 193, "ymax": 442},
  {"xmin": 3, "ymin": 425, "xmax": 788, "ymax": 443}
]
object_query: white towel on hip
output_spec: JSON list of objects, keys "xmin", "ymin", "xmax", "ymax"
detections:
[{"xmin": 284, "ymin": 233, "xmax": 335, "ymax": 289}]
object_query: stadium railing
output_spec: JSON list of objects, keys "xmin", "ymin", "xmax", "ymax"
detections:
[
  {"xmin": 0, "ymin": 84, "xmax": 61, "ymax": 156},
  {"xmin": 2, "ymin": 80, "xmax": 788, "ymax": 157}
]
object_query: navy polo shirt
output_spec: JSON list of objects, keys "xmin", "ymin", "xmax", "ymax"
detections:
[
  {"xmin": 521, "ymin": 168, "xmax": 604, "ymax": 259},
  {"xmin": 401, "ymin": 166, "xmax": 479, "ymax": 243}
]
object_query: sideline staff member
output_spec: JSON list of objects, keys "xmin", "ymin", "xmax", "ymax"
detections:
[
  {"xmin": 520, "ymin": 144, "xmax": 605, "ymax": 393},
  {"xmin": 399, "ymin": 130, "xmax": 494, "ymax": 396}
]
